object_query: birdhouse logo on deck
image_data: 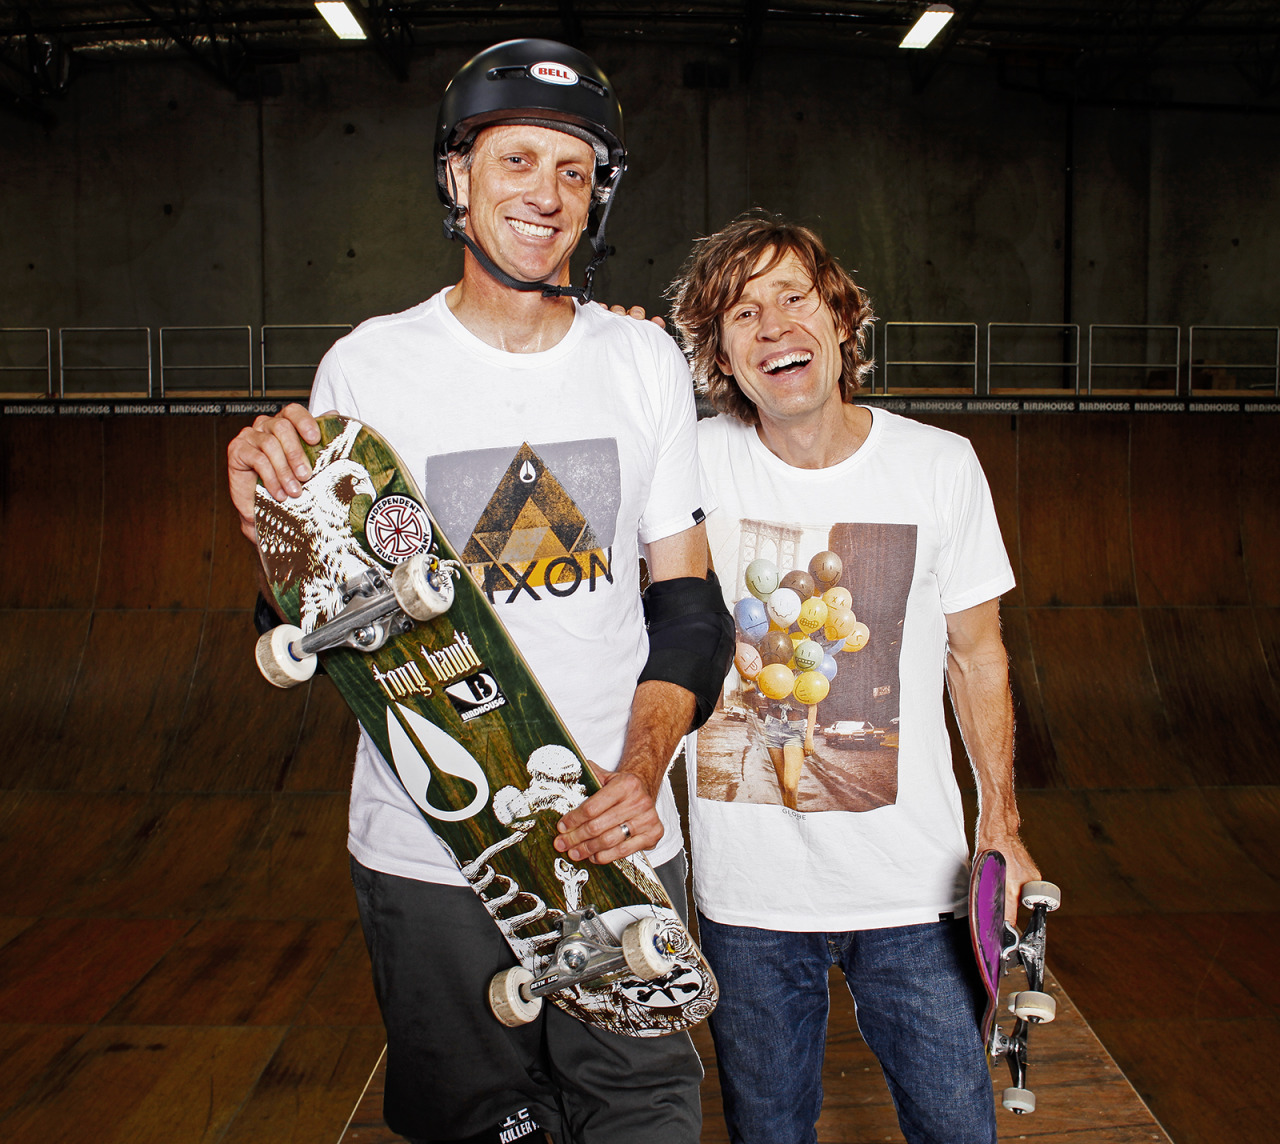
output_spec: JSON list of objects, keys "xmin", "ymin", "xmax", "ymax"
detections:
[
  {"xmin": 365, "ymin": 495, "xmax": 432, "ymax": 565},
  {"xmin": 445, "ymin": 671, "xmax": 508, "ymax": 722},
  {"xmin": 530, "ymin": 61, "xmax": 578, "ymax": 86}
]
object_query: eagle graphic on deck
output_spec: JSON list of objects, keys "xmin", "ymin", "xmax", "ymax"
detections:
[{"xmin": 254, "ymin": 419, "xmax": 376, "ymax": 633}]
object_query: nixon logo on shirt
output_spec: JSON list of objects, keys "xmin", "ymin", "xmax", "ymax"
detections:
[
  {"xmin": 479, "ymin": 547, "xmax": 614, "ymax": 603},
  {"xmin": 427, "ymin": 439, "xmax": 623, "ymax": 607}
]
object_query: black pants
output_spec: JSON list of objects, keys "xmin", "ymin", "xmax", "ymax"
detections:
[{"xmin": 351, "ymin": 855, "xmax": 703, "ymax": 1144}]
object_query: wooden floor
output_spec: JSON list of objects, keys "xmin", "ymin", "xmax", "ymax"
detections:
[
  {"xmin": 339, "ymin": 968, "xmax": 1174, "ymax": 1144},
  {"xmin": 2, "ymin": 411, "xmax": 1279, "ymax": 1143}
]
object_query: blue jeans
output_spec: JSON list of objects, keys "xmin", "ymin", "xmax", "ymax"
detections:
[{"xmin": 697, "ymin": 914, "xmax": 996, "ymax": 1144}]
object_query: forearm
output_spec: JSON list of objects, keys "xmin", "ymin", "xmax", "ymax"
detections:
[
  {"xmin": 946, "ymin": 649, "xmax": 1019, "ymax": 845},
  {"xmin": 945, "ymin": 600, "xmax": 1040, "ymax": 916},
  {"xmin": 554, "ymin": 679, "xmax": 693, "ymax": 863},
  {"xmin": 553, "ymin": 522, "xmax": 709, "ymax": 862},
  {"xmin": 616, "ymin": 679, "xmax": 697, "ymax": 799}
]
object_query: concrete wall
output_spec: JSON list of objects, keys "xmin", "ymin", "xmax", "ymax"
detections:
[{"xmin": 2, "ymin": 40, "xmax": 1277, "ymax": 344}]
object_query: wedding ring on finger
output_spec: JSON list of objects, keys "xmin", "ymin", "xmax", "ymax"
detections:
[{"xmin": 618, "ymin": 821, "xmax": 632, "ymax": 840}]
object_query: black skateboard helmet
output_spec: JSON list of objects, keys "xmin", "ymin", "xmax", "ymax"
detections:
[{"xmin": 434, "ymin": 39, "xmax": 627, "ymax": 301}]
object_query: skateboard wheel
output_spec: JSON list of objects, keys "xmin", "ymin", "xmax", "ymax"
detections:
[
  {"xmin": 1021, "ymin": 880, "xmax": 1061, "ymax": 911},
  {"xmin": 622, "ymin": 917, "xmax": 675, "ymax": 981},
  {"xmin": 489, "ymin": 967, "xmax": 542, "ymax": 1027},
  {"xmin": 392, "ymin": 554, "xmax": 455, "ymax": 622},
  {"xmin": 1010, "ymin": 989, "xmax": 1057, "ymax": 1023},
  {"xmin": 1002, "ymin": 1086, "xmax": 1036, "ymax": 1114},
  {"xmin": 255, "ymin": 625, "xmax": 317, "ymax": 687}
]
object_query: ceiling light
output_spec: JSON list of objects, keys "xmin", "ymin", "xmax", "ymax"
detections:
[
  {"xmin": 900, "ymin": 4, "xmax": 954, "ymax": 50},
  {"xmin": 315, "ymin": 2, "xmax": 366, "ymax": 40}
]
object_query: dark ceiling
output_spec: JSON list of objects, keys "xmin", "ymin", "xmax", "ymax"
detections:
[{"xmin": 4, "ymin": 2, "xmax": 1280, "ymax": 123}]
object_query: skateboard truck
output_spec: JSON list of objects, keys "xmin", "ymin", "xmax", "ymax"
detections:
[
  {"xmin": 989, "ymin": 880, "xmax": 1061, "ymax": 1114},
  {"xmin": 256, "ymin": 554, "xmax": 462, "ymax": 687},
  {"xmin": 488, "ymin": 908, "xmax": 676, "ymax": 1027}
]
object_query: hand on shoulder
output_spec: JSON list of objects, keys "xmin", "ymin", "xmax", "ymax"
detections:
[{"xmin": 596, "ymin": 300, "xmax": 667, "ymax": 330}]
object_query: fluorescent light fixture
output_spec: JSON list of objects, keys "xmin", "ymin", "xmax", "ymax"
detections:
[
  {"xmin": 900, "ymin": 4, "xmax": 955, "ymax": 49},
  {"xmin": 315, "ymin": 2, "xmax": 366, "ymax": 40}
]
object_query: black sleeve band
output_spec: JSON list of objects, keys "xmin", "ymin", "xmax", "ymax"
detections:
[{"xmin": 637, "ymin": 570, "xmax": 735, "ymax": 732}]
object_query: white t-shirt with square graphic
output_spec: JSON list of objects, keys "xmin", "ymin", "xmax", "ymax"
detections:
[
  {"xmin": 310, "ymin": 289, "xmax": 705, "ymax": 886},
  {"xmin": 691, "ymin": 407, "xmax": 1015, "ymax": 931}
]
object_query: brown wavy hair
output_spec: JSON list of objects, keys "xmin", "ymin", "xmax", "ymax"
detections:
[{"xmin": 667, "ymin": 212, "xmax": 874, "ymax": 426}]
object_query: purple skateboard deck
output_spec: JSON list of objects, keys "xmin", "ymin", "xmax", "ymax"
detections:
[
  {"xmin": 968, "ymin": 848, "xmax": 1061, "ymax": 1114},
  {"xmin": 969, "ymin": 848, "xmax": 1007, "ymax": 1048}
]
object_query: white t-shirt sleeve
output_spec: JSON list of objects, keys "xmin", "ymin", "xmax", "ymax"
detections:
[
  {"xmin": 308, "ymin": 346, "xmax": 356, "ymax": 419},
  {"xmin": 937, "ymin": 442, "xmax": 1016, "ymax": 614},
  {"xmin": 636, "ymin": 333, "xmax": 709, "ymax": 546}
]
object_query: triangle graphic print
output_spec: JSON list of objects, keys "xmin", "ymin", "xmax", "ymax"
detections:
[{"xmin": 461, "ymin": 443, "xmax": 600, "ymax": 569}]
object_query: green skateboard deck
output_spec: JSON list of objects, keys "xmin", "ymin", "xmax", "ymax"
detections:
[{"xmin": 253, "ymin": 415, "xmax": 717, "ymax": 1037}]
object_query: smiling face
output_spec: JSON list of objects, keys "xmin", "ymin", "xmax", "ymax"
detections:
[
  {"xmin": 716, "ymin": 247, "xmax": 849, "ymax": 429},
  {"xmin": 449, "ymin": 123, "xmax": 596, "ymax": 287}
]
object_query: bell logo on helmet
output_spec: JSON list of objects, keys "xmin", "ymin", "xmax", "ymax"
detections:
[{"xmin": 530, "ymin": 61, "xmax": 578, "ymax": 86}]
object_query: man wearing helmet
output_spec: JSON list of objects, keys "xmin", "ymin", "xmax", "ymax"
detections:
[{"xmin": 228, "ymin": 39, "xmax": 728, "ymax": 1144}]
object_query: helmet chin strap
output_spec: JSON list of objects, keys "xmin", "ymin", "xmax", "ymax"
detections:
[
  {"xmin": 441, "ymin": 212, "xmax": 586, "ymax": 299},
  {"xmin": 441, "ymin": 162, "xmax": 624, "ymax": 304}
]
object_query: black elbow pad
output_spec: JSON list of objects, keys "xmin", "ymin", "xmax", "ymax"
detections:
[{"xmin": 638, "ymin": 570, "xmax": 735, "ymax": 732}]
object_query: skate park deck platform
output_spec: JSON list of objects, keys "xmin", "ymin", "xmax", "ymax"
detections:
[{"xmin": 1, "ymin": 407, "xmax": 1277, "ymax": 1143}]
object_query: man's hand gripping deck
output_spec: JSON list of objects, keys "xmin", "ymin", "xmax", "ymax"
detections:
[
  {"xmin": 969, "ymin": 849, "xmax": 1061, "ymax": 1114},
  {"xmin": 252, "ymin": 415, "xmax": 718, "ymax": 1037}
]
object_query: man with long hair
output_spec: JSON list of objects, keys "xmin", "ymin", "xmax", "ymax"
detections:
[{"xmin": 668, "ymin": 213, "xmax": 1039, "ymax": 1144}]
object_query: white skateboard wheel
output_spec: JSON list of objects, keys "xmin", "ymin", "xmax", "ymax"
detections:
[
  {"xmin": 622, "ymin": 916, "xmax": 675, "ymax": 981},
  {"xmin": 255, "ymin": 625, "xmax": 317, "ymax": 687},
  {"xmin": 392, "ymin": 554, "xmax": 455, "ymax": 622},
  {"xmin": 1002, "ymin": 1086, "xmax": 1036, "ymax": 1114},
  {"xmin": 489, "ymin": 966, "xmax": 542, "ymax": 1027},
  {"xmin": 1010, "ymin": 989, "xmax": 1057, "ymax": 1023},
  {"xmin": 1021, "ymin": 880, "xmax": 1061, "ymax": 911}
]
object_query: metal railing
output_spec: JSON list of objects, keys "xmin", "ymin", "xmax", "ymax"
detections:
[
  {"xmin": 987, "ymin": 323, "xmax": 1080, "ymax": 394},
  {"xmin": 4, "ymin": 320, "xmax": 1278, "ymax": 401},
  {"xmin": 1087, "ymin": 324, "xmax": 1180, "ymax": 395},
  {"xmin": 1187, "ymin": 326, "xmax": 1280, "ymax": 396},
  {"xmin": 159, "ymin": 325, "xmax": 253, "ymax": 397},
  {"xmin": 260, "ymin": 324, "xmax": 353, "ymax": 397},
  {"xmin": 0, "ymin": 328, "xmax": 53, "ymax": 397},
  {"xmin": 880, "ymin": 322, "xmax": 979, "ymax": 394},
  {"xmin": 58, "ymin": 327, "xmax": 152, "ymax": 398}
]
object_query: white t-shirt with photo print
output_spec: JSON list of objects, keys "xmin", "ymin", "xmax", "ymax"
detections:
[{"xmin": 691, "ymin": 407, "xmax": 1015, "ymax": 931}]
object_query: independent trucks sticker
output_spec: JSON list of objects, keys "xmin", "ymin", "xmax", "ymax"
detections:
[{"xmin": 365, "ymin": 494, "xmax": 432, "ymax": 565}]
